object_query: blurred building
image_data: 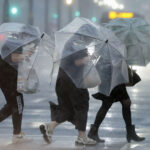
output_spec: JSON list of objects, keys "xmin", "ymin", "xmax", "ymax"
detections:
[{"xmin": 0, "ymin": 0, "xmax": 149, "ymax": 34}]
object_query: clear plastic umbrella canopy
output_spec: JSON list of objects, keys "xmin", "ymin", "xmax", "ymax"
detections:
[
  {"xmin": 105, "ymin": 18, "xmax": 150, "ymax": 66},
  {"xmin": 17, "ymin": 33, "xmax": 55, "ymax": 93},
  {"xmin": 55, "ymin": 17, "xmax": 129, "ymax": 95},
  {"xmin": 0, "ymin": 22, "xmax": 41, "ymax": 59},
  {"xmin": 0, "ymin": 23, "xmax": 54, "ymax": 93}
]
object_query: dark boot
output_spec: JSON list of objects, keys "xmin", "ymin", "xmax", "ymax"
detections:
[
  {"xmin": 88, "ymin": 124, "xmax": 105, "ymax": 143},
  {"xmin": 126, "ymin": 125, "xmax": 145, "ymax": 143}
]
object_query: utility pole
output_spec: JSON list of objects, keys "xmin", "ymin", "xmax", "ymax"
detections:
[
  {"xmin": 28, "ymin": 0, "xmax": 33, "ymax": 25},
  {"xmin": 65, "ymin": 0, "xmax": 73, "ymax": 24},
  {"xmin": 45, "ymin": 0, "xmax": 49, "ymax": 33},
  {"xmin": 68, "ymin": 5, "xmax": 73, "ymax": 22},
  {"xmin": 56, "ymin": 0, "xmax": 61, "ymax": 29},
  {"xmin": 3, "ymin": 0, "xmax": 9, "ymax": 22}
]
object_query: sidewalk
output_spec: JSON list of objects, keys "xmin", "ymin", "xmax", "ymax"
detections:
[
  {"xmin": 0, "ymin": 135, "xmax": 150, "ymax": 150},
  {"xmin": 1, "ymin": 135, "xmax": 83, "ymax": 150}
]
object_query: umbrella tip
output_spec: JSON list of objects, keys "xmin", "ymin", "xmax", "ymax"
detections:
[
  {"xmin": 41, "ymin": 33, "xmax": 44, "ymax": 39},
  {"xmin": 105, "ymin": 39, "xmax": 108, "ymax": 43}
]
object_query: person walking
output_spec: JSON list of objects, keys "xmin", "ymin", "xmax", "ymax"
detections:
[
  {"xmin": 39, "ymin": 30, "xmax": 97, "ymax": 145},
  {"xmin": 0, "ymin": 41, "xmax": 37, "ymax": 143},
  {"xmin": 88, "ymin": 82, "xmax": 145, "ymax": 143}
]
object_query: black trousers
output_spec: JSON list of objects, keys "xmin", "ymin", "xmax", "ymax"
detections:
[
  {"xmin": 0, "ymin": 85, "xmax": 24, "ymax": 134},
  {"xmin": 0, "ymin": 57, "xmax": 24, "ymax": 134}
]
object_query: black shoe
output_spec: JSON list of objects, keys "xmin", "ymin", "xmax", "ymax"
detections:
[
  {"xmin": 126, "ymin": 125, "xmax": 145, "ymax": 143},
  {"xmin": 39, "ymin": 124, "xmax": 51, "ymax": 144},
  {"xmin": 88, "ymin": 124, "xmax": 105, "ymax": 143}
]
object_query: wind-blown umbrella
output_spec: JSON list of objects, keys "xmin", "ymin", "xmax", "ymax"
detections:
[
  {"xmin": 55, "ymin": 17, "xmax": 129, "ymax": 95},
  {"xmin": 105, "ymin": 17, "xmax": 150, "ymax": 66},
  {"xmin": 0, "ymin": 23, "xmax": 54, "ymax": 93},
  {"xmin": 17, "ymin": 33, "xmax": 55, "ymax": 93},
  {"xmin": 0, "ymin": 22, "xmax": 41, "ymax": 59}
]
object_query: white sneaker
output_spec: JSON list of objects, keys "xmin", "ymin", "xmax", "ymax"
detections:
[
  {"xmin": 75, "ymin": 136, "xmax": 97, "ymax": 145},
  {"xmin": 39, "ymin": 124, "xmax": 52, "ymax": 144},
  {"xmin": 12, "ymin": 132, "xmax": 33, "ymax": 144}
]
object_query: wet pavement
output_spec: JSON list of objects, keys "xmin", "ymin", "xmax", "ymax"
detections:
[
  {"xmin": 0, "ymin": 66, "xmax": 150, "ymax": 150},
  {"xmin": 0, "ymin": 135, "xmax": 150, "ymax": 150}
]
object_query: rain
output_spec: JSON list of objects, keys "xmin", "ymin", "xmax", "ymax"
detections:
[{"xmin": 0, "ymin": 0, "xmax": 150, "ymax": 150}]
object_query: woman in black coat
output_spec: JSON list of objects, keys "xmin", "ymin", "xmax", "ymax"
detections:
[
  {"xmin": 39, "ymin": 28, "xmax": 97, "ymax": 145},
  {"xmin": 0, "ymin": 54, "xmax": 24, "ymax": 136},
  {"xmin": 88, "ymin": 82, "xmax": 145, "ymax": 143},
  {"xmin": 0, "ymin": 46, "xmax": 26, "ymax": 143},
  {"xmin": 0, "ymin": 40, "xmax": 38, "ymax": 143}
]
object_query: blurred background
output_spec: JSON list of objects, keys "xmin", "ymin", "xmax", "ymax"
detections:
[
  {"xmin": 1, "ymin": 0, "xmax": 150, "ymax": 77},
  {"xmin": 0, "ymin": 1, "xmax": 150, "ymax": 149},
  {"xmin": 0, "ymin": 0, "xmax": 150, "ymax": 34}
]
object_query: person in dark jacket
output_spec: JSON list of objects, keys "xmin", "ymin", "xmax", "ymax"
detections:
[
  {"xmin": 39, "ymin": 27, "xmax": 97, "ymax": 145},
  {"xmin": 40, "ymin": 51, "xmax": 97, "ymax": 145},
  {"xmin": 0, "ymin": 42, "xmax": 36, "ymax": 143},
  {"xmin": 88, "ymin": 83, "xmax": 145, "ymax": 143}
]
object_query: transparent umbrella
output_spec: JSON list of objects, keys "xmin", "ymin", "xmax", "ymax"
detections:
[
  {"xmin": 105, "ymin": 17, "xmax": 150, "ymax": 66},
  {"xmin": 55, "ymin": 17, "xmax": 129, "ymax": 95},
  {"xmin": 0, "ymin": 23, "xmax": 54, "ymax": 93},
  {"xmin": 17, "ymin": 33, "xmax": 55, "ymax": 93},
  {"xmin": 0, "ymin": 22, "xmax": 40, "ymax": 59}
]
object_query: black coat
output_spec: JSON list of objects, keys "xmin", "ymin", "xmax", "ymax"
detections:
[
  {"xmin": 50, "ymin": 28, "xmax": 91, "ymax": 131},
  {"xmin": 93, "ymin": 68, "xmax": 141, "ymax": 102},
  {"xmin": 92, "ymin": 84, "xmax": 129, "ymax": 103},
  {"xmin": 50, "ymin": 67, "xmax": 89, "ymax": 131},
  {"xmin": 0, "ymin": 56, "xmax": 17, "ymax": 90}
]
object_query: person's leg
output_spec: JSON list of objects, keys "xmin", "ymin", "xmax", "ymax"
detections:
[
  {"xmin": 39, "ymin": 98, "xmax": 69, "ymax": 144},
  {"xmin": 0, "ymin": 86, "xmax": 13, "ymax": 122},
  {"xmin": 71, "ymin": 89, "xmax": 89, "ymax": 132},
  {"xmin": 1, "ymin": 86, "xmax": 31, "ymax": 143},
  {"xmin": 11, "ymin": 92, "xmax": 24, "ymax": 135},
  {"xmin": 75, "ymin": 130, "xmax": 96, "ymax": 145},
  {"xmin": 88, "ymin": 101, "xmax": 112, "ymax": 142},
  {"xmin": 0, "ymin": 104, "xmax": 12, "ymax": 122},
  {"xmin": 94, "ymin": 101, "xmax": 112, "ymax": 128},
  {"xmin": 40, "ymin": 121, "xmax": 59, "ymax": 144},
  {"xmin": 69, "ymin": 89, "xmax": 96, "ymax": 145},
  {"xmin": 1, "ymin": 86, "xmax": 24, "ymax": 135},
  {"xmin": 121, "ymin": 99, "xmax": 145, "ymax": 142},
  {"xmin": 1, "ymin": 87, "xmax": 23, "ymax": 135},
  {"xmin": 121, "ymin": 99, "xmax": 132, "ymax": 127},
  {"xmin": 72, "ymin": 95, "xmax": 92, "ymax": 144},
  {"xmin": 12, "ymin": 92, "xmax": 32, "ymax": 143}
]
